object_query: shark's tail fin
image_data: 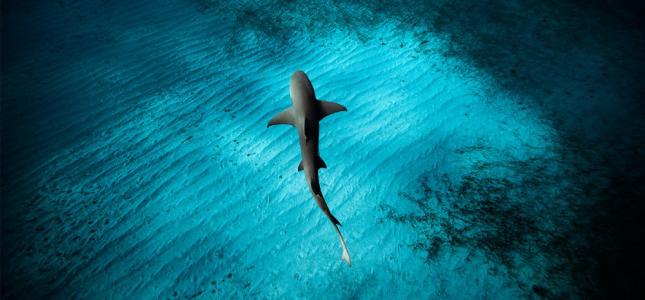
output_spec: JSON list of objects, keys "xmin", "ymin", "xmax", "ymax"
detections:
[
  {"xmin": 332, "ymin": 222, "xmax": 352, "ymax": 267},
  {"xmin": 314, "ymin": 194, "xmax": 351, "ymax": 266},
  {"xmin": 328, "ymin": 211, "xmax": 341, "ymax": 226},
  {"xmin": 314, "ymin": 194, "xmax": 341, "ymax": 226}
]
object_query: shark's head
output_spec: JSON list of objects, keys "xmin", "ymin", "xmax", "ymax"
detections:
[{"xmin": 289, "ymin": 70, "xmax": 316, "ymax": 112}]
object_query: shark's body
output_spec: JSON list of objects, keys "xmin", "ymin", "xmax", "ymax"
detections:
[{"xmin": 267, "ymin": 70, "xmax": 350, "ymax": 266}]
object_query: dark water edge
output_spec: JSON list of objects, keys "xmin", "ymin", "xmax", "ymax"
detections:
[{"xmin": 2, "ymin": 0, "xmax": 644, "ymax": 299}]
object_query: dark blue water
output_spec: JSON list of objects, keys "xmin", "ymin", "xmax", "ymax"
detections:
[{"xmin": 2, "ymin": 0, "xmax": 644, "ymax": 298}]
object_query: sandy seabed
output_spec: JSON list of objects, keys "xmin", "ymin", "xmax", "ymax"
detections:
[{"xmin": 2, "ymin": 0, "xmax": 644, "ymax": 299}]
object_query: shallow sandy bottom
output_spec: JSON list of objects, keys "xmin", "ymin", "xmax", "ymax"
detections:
[{"xmin": 2, "ymin": 0, "xmax": 644, "ymax": 299}]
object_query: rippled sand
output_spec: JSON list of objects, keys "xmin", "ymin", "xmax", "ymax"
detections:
[{"xmin": 2, "ymin": 0, "xmax": 644, "ymax": 299}]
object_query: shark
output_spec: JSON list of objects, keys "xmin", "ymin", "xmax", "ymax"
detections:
[{"xmin": 267, "ymin": 70, "xmax": 350, "ymax": 266}]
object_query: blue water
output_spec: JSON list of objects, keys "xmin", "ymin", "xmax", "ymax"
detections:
[{"xmin": 2, "ymin": 0, "xmax": 644, "ymax": 299}]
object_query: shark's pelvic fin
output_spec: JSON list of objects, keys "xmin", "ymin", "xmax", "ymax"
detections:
[
  {"xmin": 317, "ymin": 100, "xmax": 347, "ymax": 121},
  {"xmin": 299, "ymin": 157, "xmax": 326, "ymax": 171},
  {"xmin": 267, "ymin": 107, "xmax": 295, "ymax": 127},
  {"xmin": 315, "ymin": 155, "xmax": 327, "ymax": 169}
]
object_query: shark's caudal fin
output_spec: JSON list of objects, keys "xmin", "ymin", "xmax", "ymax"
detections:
[
  {"xmin": 332, "ymin": 220, "xmax": 351, "ymax": 266},
  {"xmin": 314, "ymin": 194, "xmax": 340, "ymax": 224},
  {"xmin": 317, "ymin": 100, "xmax": 347, "ymax": 121},
  {"xmin": 267, "ymin": 107, "xmax": 295, "ymax": 127},
  {"xmin": 314, "ymin": 194, "xmax": 350, "ymax": 266}
]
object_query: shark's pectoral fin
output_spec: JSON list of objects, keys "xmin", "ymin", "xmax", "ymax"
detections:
[
  {"xmin": 267, "ymin": 107, "xmax": 295, "ymax": 127},
  {"xmin": 298, "ymin": 161, "xmax": 304, "ymax": 172},
  {"xmin": 317, "ymin": 100, "xmax": 347, "ymax": 121},
  {"xmin": 315, "ymin": 155, "xmax": 327, "ymax": 169}
]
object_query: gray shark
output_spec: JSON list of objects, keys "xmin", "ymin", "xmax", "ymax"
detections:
[{"xmin": 267, "ymin": 70, "xmax": 350, "ymax": 266}]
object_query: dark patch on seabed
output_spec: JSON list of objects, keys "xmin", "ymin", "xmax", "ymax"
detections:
[
  {"xmin": 2, "ymin": 0, "xmax": 645, "ymax": 299},
  {"xmin": 381, "ymin": 140, "xmax": 633, "ymax": 298}
]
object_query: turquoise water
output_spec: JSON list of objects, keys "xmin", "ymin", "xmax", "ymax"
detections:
[{"xmin": 2, "ymin": 0, "xmax": 644, "ymax": 299}]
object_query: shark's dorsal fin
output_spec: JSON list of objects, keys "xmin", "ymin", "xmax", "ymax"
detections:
[
  {"xmin": 304, "ymin": 118, "xmax": 313, "ymax": 143},
  {"xmin": 318, "ymin": 100, "xmax": 347, "ymax": 121},
  {"xmin": 315, "ymin": 155, "xmax": 327, "ymax": 169},
  {"xmin": 298, "ymin": 161, "xmax": 304, "ymax": 172},
  {"xmin": 267, "ymin": 107, "xmax": 295, "ymax": 127}
]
